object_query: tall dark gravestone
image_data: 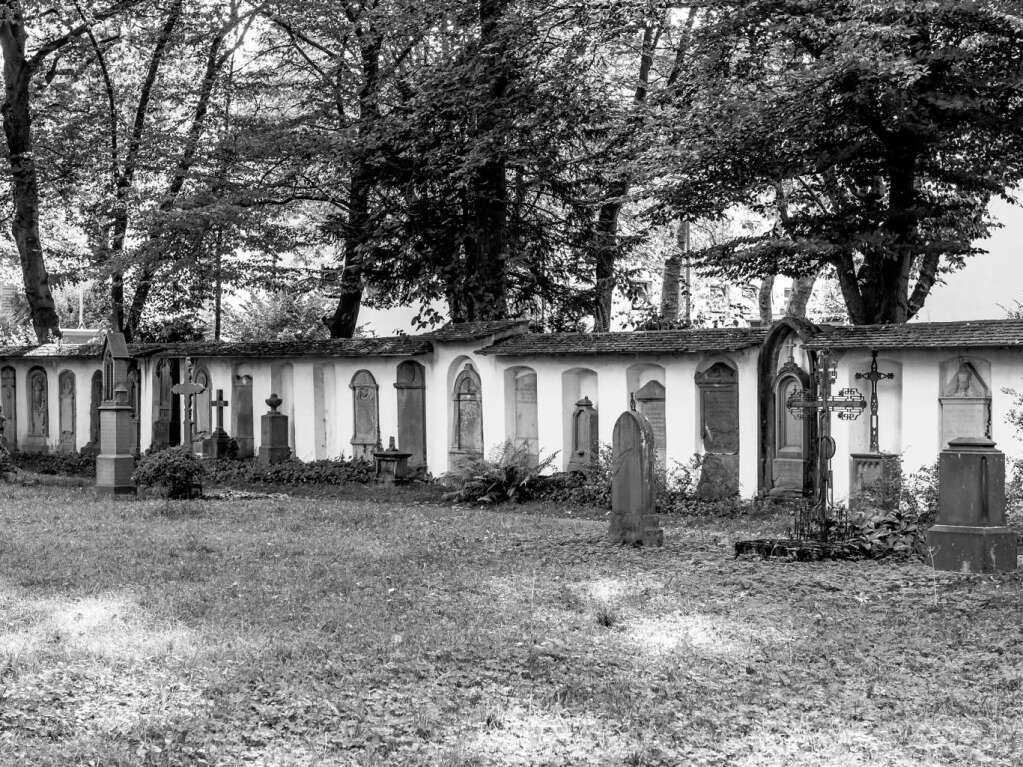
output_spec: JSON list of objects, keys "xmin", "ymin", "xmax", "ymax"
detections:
[
  {"xmin": 609, "ymin": 410, "xmax": 664, "ymax": 547},
  {"xmin": 695, "ymin": 363, "xmax": 740, "ymax": 499},
  {"xmin": 258, "ymin": 394, "xmax": 291, "ymax": 466},
  {"xmin": 232, "ymin": 373, "xmax": 254, "ymax": 458},
  {"xmin": 394, "ymin": 361, "xmax": 427, "ymax": 470},
  {"xmin": 1, "ymin": 365, "xmax": 16, "ymax": 449},
  {"xmin": 350, "ymin": 370, "xmax": 380, "ymax": 461},
  {"xmin": 926, "ymin": 438, "xmax": 1017, "ymax": 572}
]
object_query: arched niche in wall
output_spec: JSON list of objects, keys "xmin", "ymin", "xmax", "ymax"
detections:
[
  {"xmin": 562, "ymin": 367, "xmax": 598, "ymax": 471},
  {"xmin": 626, "ymin": 363, "xmax": 666, "ymax": 466},
  {"xmin": 25, "ymin": 366, "xmax": 48, "ymax": 452},
  {"xmin": 57, "ymin": 370, "xmax": 76, "ymax": 453},
  {"xmin": 350, "ymin": 369, "xmax": 379, "ymax": 460},
  {"xmin": 232, "ymin": 364, "xmax": 255, "ymax": 458},
  {"xmin": 126, "ymin": 362, "xmax": 141, "ymax": 453},
  {"xmin": 847, "ymin": 356, "xmax": 902, "ymax": 455},
  {"xmin": 87, "ymin": 370, "xmax": 102, "ymax": 449},
  {"xmin": 504, "ymin": 366, "xmax": 538, "ymax": 466},
  {"xmin": 193, "ymin": 365, "xmax": 212, "ymax": 439},
  {"xmin": 395, "ymin": 360, "xmax": 427, "ymax": 470},
  {"xmin": 270, "ymin": 362, "xmax": 295, "ymax": 450},
  {"xmin": 1, "ymin": 365, "xmax": 17, "ymax": 449},
  {"xmin": 939, "ymin": 356, "xmax": 991, "ymax": 447},
  {"xmin": 313, "ymin": 363, "xmax": 337, "ymax": 460},
  {"xmin": 449, "ymin": 359, "xmax": 483, "ymax": 466}
]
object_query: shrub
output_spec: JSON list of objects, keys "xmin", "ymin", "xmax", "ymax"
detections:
[
  {"xmin": 0, "ymin": 443, "xmax": 14, "ymax": 476},
  {"xmin": 441, "ymin": 442, "xmax": 559, "ymax": 504},
  {"xmin": 8, "ymin": 449, "xmax": 97, "ymax": 478},
  {"xmin": 205, "ymin": 456, "xmax": 375, "ymax": 486},
  {"xmin": 133, "ymin": 447, "xmax": 204, "ymax": 499},
  {"xmin": 848, "ymin": 462, "xmax": 939, "ymax": 559}
]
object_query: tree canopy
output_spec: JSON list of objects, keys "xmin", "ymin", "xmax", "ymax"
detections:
[{"xmin": 1, "ymin": 0, "xmax": 1021, "ymax": 341}]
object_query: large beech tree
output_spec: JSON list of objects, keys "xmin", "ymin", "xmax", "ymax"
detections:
[{"xmin": 656, "ymin": 0, "xmax": 1023, "ymax": 325}]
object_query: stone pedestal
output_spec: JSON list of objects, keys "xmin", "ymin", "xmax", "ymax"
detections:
[
  {"xmin": 373, "ymin": 437, "xmax": 412, "ymax": 485},
  {"xmin": 609, "ymin": 410, "xmax": 663, "ymax": 547},
  {"xmin": 257, "ymin": 394, "xmax": 291, "ymax": 466},
  {"xmin": 96, "ymin": 387, "xmax": 137, "ymax": 497},
  {"xmin": 926, "ymin": 437, "xmax": 1017, "ymax": 573},
  {"xmin": 567, "ymin": 397, "xmax": 599, "ymax": 472},
  {"xmin": 203, "ymin": 428, "xmax": 234, "ymax": 459}
]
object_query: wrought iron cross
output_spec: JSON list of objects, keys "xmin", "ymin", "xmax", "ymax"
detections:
[
  {"xmin": 855, "ymin": 351, "xmax": 895, "ymax": 454},
  {"xmin": 172, "ymin": 358, "xmax": 207, "ymax": 447},
  {"xmin": 785, "ymin": 350, "xmax": 867, "ymax": 539},
  {"xmin": 210, "ymin": 389, "xmax": 229, "ymax": 433}
]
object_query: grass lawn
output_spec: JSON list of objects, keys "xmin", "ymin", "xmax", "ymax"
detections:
[{"xmin": 0, "ymin": 485, "xmax": 1020, "ymax": 766}]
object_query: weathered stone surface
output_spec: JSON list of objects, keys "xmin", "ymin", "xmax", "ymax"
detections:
[
  {"xmin": 609, "ymin": 410, "xmax": 663, "ymax": 547},
  {"xmin": 0, "ymin": 365, "xmax": 15, "ymax": 449},
  {"xmin": 350, "ymin": 370, "xmax": 379, "ymax": 461},
  {"xmin": 697, "ymin": 453, "xmax": 740, "ymax": 500},
  {"xmin": 96, "ymin": 384, "xmax": 136, "ymax": 497},
  {"xmin": 926, "ymin": 437, "xmax": 1016, "ymax": 572},
  {"xmin": 232, "ymin": 374, "xmax": 254, "ymax": 458},
  {"xmin": 568, "ymin": 397, "xmax": 599, "ymax": 472},
  {"xmin": 395, "ymin": 361, "xmax": 427, "ymax": 470},
  {"xmin": 24, "ymin": 367, "xmax": 48, "ymax": 453},
  {"xmin": 258, "ymin": 394, "xmax": 291, "ymax": 466},
  {"xmin": 58, "ymin": 371, "xmax": 76, "ymax": 453}
]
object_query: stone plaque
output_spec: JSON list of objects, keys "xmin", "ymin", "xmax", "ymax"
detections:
[
  {"xmin": 88, "ymin": 370, "xmax": 103, "ymax": 447},
  {"xmin": 395, "ymin": 361, "xmax": 427, "ymax": 470},
  {"xmin": 634, "ymin": 379, "xmax": 666, "ymax": 465},
  {"xmin": 609, "ymin": 410, "xmax": 663, "ymax": 546},
  {"xmin": 702, "ymin": 388, "xmax": 739, "ymax": 453},
  {"xmin": 350, "ymin": 370, "xmax": 380, "ymax": 460},
  {"xmin": 233, "ymin": 374, "xmax": 254, "ymax": 458},
  {"xmin": 514, "ymin": 371, "xmax": 538, "ymax": 464},
  {"xmin": 25, "ymin": 367, "xmax": 49, "ymax": 452},
  {"xmin": 940, "ymin": 398, "xmax": 989, "ymax": 447},
  {"xmin": 1, "ymin": 365, "xmax": 16, "ymax": 449},
  {"xmin": 58, "ymin": 371, "xmax": 75, "ymax": 453},
  {"xmin": 451, "ymin": 364, "xmax": 483, "ymax": 462}
]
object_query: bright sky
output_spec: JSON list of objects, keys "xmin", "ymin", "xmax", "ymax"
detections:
[{"xmin": 915, "ymin": 196, "xmax": 1022, "ymax": 322}]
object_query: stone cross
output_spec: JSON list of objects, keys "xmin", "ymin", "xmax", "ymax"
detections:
[
  {"xmin": 608, "ymin": 410, "xmax": 663, "ymax": 547},
  {"xmin": 210, "ymin": 389, "xmax": 229, "ymax": 432},
  {"xmin": 785, "ymin": 350, "xmax": 867, "ymax": 539},
  {"xmin": 855, "ymin": 351, "xmax": 895, "ymax": 454}
]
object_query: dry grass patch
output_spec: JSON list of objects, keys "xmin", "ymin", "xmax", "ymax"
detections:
[{"xmin": 0, "ymin": 484, "xmax": 1020, "ymax": 765}]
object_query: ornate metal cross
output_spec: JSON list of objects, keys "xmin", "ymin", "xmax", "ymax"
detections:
[
  {"xmin": 786, "ymin": 350, "xmax": 867, "ymax": 539},
  {"xmin": 855, "ymin": 351, "xmax": 895, "ymax": 454},
  {"xmin": 172, "ymin": 359, "xmax": 207, "ymax": 448},
  {"xmin": 210, "ymin": 389, "xmax": 230, "ymax": 433}
]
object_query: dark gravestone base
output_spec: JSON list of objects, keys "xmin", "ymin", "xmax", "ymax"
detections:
[
  {"xmin": 258, "ymin": 446, "xmax": 291, "ymax": 466},
  {"xmin": 609, "ymin": 518, "xmax": 664, "ymax": 547},
  {"xmin": 734, "ymin": 538, "xmax": 866, "ymax": 561},
  {"xmin": 697, "ymin": 453, "xmax": 739, "ymax": 500},
  {"xmin": 22, "ymin": 436, "xmax": 48, "ymax": 454},
  {"xmin": 925, "ymin": 525, "xmax": 1017, "ymax": 573}
]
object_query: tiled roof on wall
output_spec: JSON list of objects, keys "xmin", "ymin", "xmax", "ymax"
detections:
[
  {"xmin": 422, "ymin": 319, "xmax": 529, "ymax": 342},
  {"xmin": 130, "ymin": 336, "xmax": 434, "ymax": 359},
  {"xmin": 0, "ymin": 342, "xmax": 103, "ymax": 359},
  {"xmin": 802, "ymin": 320, "xmax": 1023, "ymax": 350},
  {"xmin": 477, "ymin": 327, "xmax": 768, "ymax": 356}
]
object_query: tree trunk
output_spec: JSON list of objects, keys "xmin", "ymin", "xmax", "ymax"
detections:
[
  {"xmin": 0, "ymin": 11, "xmax": 60, "ymax": 343},
  {"xmin": 758, "ymin": 275, "xmax": 774, "ymax": 325},
  {"xmin": 592, "ymin": 183, "xmax": 625, "ymax": 331},
  {"xmin": 785, "ymin": 275, "xmax": 816, "ymax": 318}
]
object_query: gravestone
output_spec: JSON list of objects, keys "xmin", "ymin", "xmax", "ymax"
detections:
[
  {"xmin": 373, "ymin": 436, "xmax": 412, "ymax": 485},
  {"xmin": 939, "ymin": 360, "xmax": 990, "ymax": 447},
  {"xmin": 634, "ymin": 379, "xmax": 666, "ymax": 466},
  {"xmin": 926, "ymin": 437, "xmax": 1016, "ymax": 572},
  {"xmin": 450, "ymin": 364, "xmax": 483, "ymax": 466},
  {"xmin": 24, "ymin": 367, "xmax": 48, "ymax": 452},
  {"xmin": 567, "ymin": 397, "xmax": 599, "ymax": 472},
  {"xmin": 126, "ymin": 364, "xmax": 141, "ymax": 453},
  {"xmin": 202, "ymin": 389, "xmax": 233, "ymax": 458},
  {"xmin": 172, "ymin": 380, "xmax": 206, "ymax": 454},
  {"xmin": 696, "ymin": 362, "xmax": 739, "ymax": 499},
  {"xmin": 258, "ymin": 393, "xmax": 291, "ymax": 466},
  {"xmin": 58, "ymin": 371, "xmax": 76, "ymax": 453},
  {"xmin": 1, "ymin": 365, "xmax": 16, "ymax": 449},
  {"xmin": 96, "ymin": 333, "xmax": 135, "ymax": 496},
  {"xmin": 394, "ymin": 361, "xmax": 427, "ymax": 470},
  {"xmin": 513, "ymin": 370, "xmax": 539, "ymax": 465},
  {"xmin": 152, "ymin": 359, "xmax": 174, "ymax": 450},
  {"xmin": 232, "ymin": 374, "xmax": 254, "ymax": 458},
  {"xmin": 608, "ymin": 410, "xmax": 663, "ymax": 547},
  {"xmin": 350, "ymin": 370, "xmax": 379, "ymax": 461}
]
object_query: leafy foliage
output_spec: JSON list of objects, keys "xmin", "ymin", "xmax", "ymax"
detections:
[
  {"xmin": 440, "ymin": 442, "xmax": 560, "ymax": 504},
  {"xmin": 849, "ymin": 462, "xmax": 939, "ymax": 560},
  {"xmin": 133, "ymin": 447, "xmax": 204, "ymax": 499},
  {"xmin": 206, "ymin": 456, "xmax": 375, "ymax": 487},
  {"xmin": 221, "ymin": 289, "xmax": 332, "ymax": 343},
  {"xmin": 8, "ymin": 450, "xmax": 96, "ymax": 479}
]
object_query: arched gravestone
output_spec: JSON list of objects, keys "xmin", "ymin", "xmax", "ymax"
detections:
[
  {"xmin": 634, "ymin": 379, "xmax": 666, "ymax": 466},
  {"xmin": 939, "ymin": 358, "xmax": 991, "ymax": 447},
  {"xmin": 25, "ymin": 366, "xmax": 48, "ymax": 452},
  {"xmin": 1, "ymin": 365, "xmax": 16, "ymax": 448},
  {"xmin": 695, "ymin": 362, "xmax": 740, "ymax": 499},
  {"xmin": 232, "ymin": 373, "xmax": 254, "ymax": 458},
  {"xmin": 350, "ymin": 370, "xmax": 380, "ymax": 460},
  {"xmin": 58, "ymin": 371, "xmax": 76, "ymax": 453},
  {"xmin": 609, "ymin": 410, "xmax": 664, "ymax": 546},
  {"xmin": 126, "ymin": 363, "xmax": 141, "ymax": 453},
  {"xmin": 568, "ymin": 397, "xmax": 599, "ymax": 472},
  {"xmin": 152, "ymin": 359, "xmax": 174, "ymax": 450},
  {"xmin": 395, "ymin": 361, "xmax": 427, "ymax": 470},
  {"xmin": 450, "ymin": 363, "xmax": 483, "ymax": 465}
]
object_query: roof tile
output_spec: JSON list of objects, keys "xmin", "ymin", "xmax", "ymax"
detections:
[{"xmin": 477, "ymin": 327, "xmax": 767, "ymax": 356}]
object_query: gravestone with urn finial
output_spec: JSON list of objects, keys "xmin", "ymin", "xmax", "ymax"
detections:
[{"xmin": 258, "ymin": 393, "xmax": 291, "ymax": 466}]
